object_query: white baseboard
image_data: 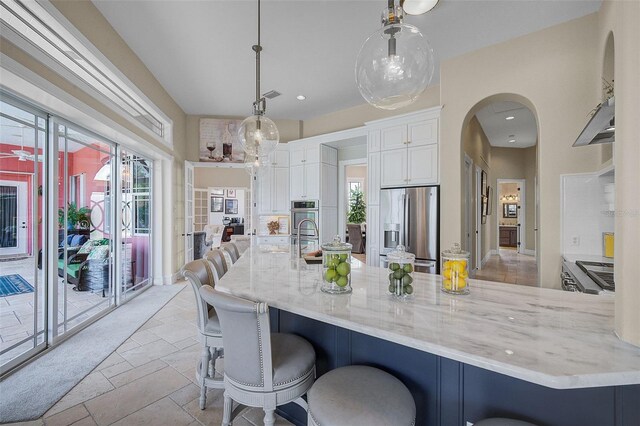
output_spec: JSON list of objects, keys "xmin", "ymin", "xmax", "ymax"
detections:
[
  {"xmin": 521, "ymin": 249, "xmax": 536, "ymax": 257},
  {"xmin": 481, "ymin": 250, "xmax": 495, "ymax": 266},
  {"xmin": 156, "ymin": 272, "xmax": 183, "ymax": 285}
]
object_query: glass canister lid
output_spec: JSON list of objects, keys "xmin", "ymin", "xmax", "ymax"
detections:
[
  {"xmin": 441, "ymin": 243, "xmax": 470, "ymax": 260},
  {"xmin": 322, "ymin": 236, "xmax": 352, "ymax": 252},
  {"xmin": 388, "ymin": 245, "xmax": 415, "ymax": 263}
]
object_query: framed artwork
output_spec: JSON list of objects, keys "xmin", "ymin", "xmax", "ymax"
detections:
[
  {"xmin": 481, "ymin": 170, "xmax": 487, "ymax": 196},
  {"xmin": 486, "ymin": 186, "xmax": 493, "ymax": 215},
  {"xmin": 211, "ymin": 196, "xmax": 223, "ymax": 213},
  {"xmin": 211, "ymin": 189, "xmax": 224, "ymax": 196},
  {"xmin": 481, "ymin": 196, "xmax": 488, "ymax": 223},
  {"xmin": 225, "ymin": 199, "xmax": 238, "ymax": 215},
  {"xmin": 503, "ymin": 203, "xmax": 518, "ymax": 218},
  {"xmin": 226, "ymin": 189, "xmax": 236, "ymax": 198},
  {"xmin": 199, "ymin": 118, "xmax": 246, "ymax": 163}
]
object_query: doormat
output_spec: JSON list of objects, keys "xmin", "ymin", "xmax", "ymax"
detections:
[{"xmin": 0, "ymin": 274, "xmax": 34, "ymax": 297}]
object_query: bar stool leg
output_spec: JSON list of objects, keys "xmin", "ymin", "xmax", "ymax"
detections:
[
  {"xmin": 199, "ymin": 345, "xmax": 210, "ymax": 409},
  {"xmin": 263, "ymin": 409, "xmax": 276, "ymax": 426},
  {"xmin": 222, "ymin": 392, "xmax": 233, "ymax": 426}
]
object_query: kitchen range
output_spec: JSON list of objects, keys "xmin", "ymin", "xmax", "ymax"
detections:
[{"xmin": 561, "ymin": 258, "xmax": 614, "ymax": 294}]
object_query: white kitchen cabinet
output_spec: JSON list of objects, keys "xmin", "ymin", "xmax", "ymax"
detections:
[
  {"xmin": 380, "ymin": 148, "xmax": 408, "ymax": 187},
  {"xmin": 305, "ymin": 163, "xmax": 320, "ymax": 200},
  {"xmin": 368, "ymin": 152, "xmax": 381, "ymax": 206},
  {"xmin": 290, "ymin": 165, "xmax": 305, "ymax": 200},
  {"xmin": 380, "ymin": 124, "xmax": 408, "ymax": 151},
  {"xmin": 321, "ymin": 163, "xmax": 338, "ymax": 207},
  {"xmin": 366, "ymin": 204, "xmax": 380, "ymax": 266},
  {"xmin": 257, "ymin": 157, "xmax": 290, "ymax": 214},
  {"xmin": 291, "ymin": 145, "xmax": 320, "ymax": 166},
  {"xmin": 320, "ymin": 207, "xmax": 338, "ymax": 244},
  {"xmin": 269, "ymin": 148, "xmax": 290, "ymax": 167},
  {"xmin": 407, "ymin": 145, "xmax": 438, "ymax": 185},
  {"xmin": 256, "ymin": 235, "xmax": 290, "ymax": 246},
  {"xmin": 408, "ymin": 119, "xmax": 438, "ymax": 147}
]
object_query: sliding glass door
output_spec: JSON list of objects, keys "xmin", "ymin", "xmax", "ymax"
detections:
[
  {"xmin": 54, "ymin": 121, "xmax": 117, "ymax": 337},
  {"xmin": 0, "ymin": 92, "xmax": 155, "ymax": 376},
  {"xmin": 0, "ymin": 97, "xmax": 46, "ymax": 372}
]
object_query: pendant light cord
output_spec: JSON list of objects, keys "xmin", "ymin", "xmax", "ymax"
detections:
[{"xmin": 253, "ymin": 0, "xmax": 262, "ymax": 106}]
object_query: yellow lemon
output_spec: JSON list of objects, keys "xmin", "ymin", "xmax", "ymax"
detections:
[
  {"xmin": 451, "ymin": 262, "xmax": 465, "ymax": 273},
  {"xmin": 456, "ymin": 278, "xmax": 467, "ymax": 289},
  {"xmin": 443, "ymin": 279, "xmax": 452, "ymax": 290},
  {"xmin": 443, "ymin": 269, "xmax": 452, "ymax": 279},
  {"xmin": 443, "ymin": 261, "xmax": 452, "ymax": 270},
  {"xmin": 459, "ymin": 270, "xmax": 469, "ymax": 279}
]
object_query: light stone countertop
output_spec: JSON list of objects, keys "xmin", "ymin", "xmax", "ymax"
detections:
[{"xmin": 216, "ymin": 245, "xmax": 640, "ymax": 390}]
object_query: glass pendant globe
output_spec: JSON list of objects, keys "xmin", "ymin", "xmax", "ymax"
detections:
[
  {"xmin": 355, "ymin": 23, "xmax": 434, "ymax": 110},
  {"xmin": 237, "ymin": 114, "xmax": 280, "ymax": 157},
  {"xmin": 243, "ymin": 153, "xmax": 270, "ymax": 178}
]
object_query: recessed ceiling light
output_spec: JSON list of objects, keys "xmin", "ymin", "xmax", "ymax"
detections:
[
  {"xmin": 296, "ymin": 95, "xmax": 306, "ymax": 101},
  {"xmin": 508, "ymin": 139, "xmax": 516, "ymax": 143},
  {"xmin": 505, "ymin": 116, "xmax": 515, "ymax": 120}
]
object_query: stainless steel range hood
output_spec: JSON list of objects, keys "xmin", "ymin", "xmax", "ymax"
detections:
[{"xmin": 573, "ymin": 97, "xmax": 615, "ymax": 146}]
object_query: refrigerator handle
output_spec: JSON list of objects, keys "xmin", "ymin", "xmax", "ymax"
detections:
[
  {"xmin": 403, "ymin": 193, "xmax": 408, "ymax": 248},
  {"xmin": 406, "ymin": 195, "xmax": 411, "ymax": 248}
]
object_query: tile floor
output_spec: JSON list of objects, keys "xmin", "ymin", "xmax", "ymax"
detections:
[
  {"xmin": 472, "ymin": 248, "xmax": 538, "ymax": 286},
  {"xmin": 3, "ymin": 284, "xmax": 293, "ymax": 426},
  {"xmin": 1, "ymin": 257, "xmax": 113, "ymax": 366}
]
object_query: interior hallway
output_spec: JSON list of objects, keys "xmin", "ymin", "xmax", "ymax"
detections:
[
  {"xmin": 473, "ymin": 249, "xmax": 538, "ymax": 287},
  {"xmin": 4, "ymin": 285, "xmax": 292, "ymax": 426}
]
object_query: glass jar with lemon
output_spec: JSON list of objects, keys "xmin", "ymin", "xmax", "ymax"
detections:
[
  {"xmin": 321, "ymin": 236, "xmax": 352, "ymax": 294},
  {"xmin": 387, "ymin": 245, "xmax": 415, "ymax": 297},
  {"xmin": 441, "ymin": 243, "xmax": 470, "ymax": 295}
]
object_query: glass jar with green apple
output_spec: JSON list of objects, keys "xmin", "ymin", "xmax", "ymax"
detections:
[
  {"xmin": 387, "ymin": 245, "xmax": 415, "ymax": 297},
  {"xmin": 321, "ymin": 236, "xmax": 352, "ymax": 294}
]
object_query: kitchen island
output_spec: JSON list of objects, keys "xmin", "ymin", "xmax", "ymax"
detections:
[{"xmin": 217, "ymin": 244, "xmax": 640, "ymax": 426}]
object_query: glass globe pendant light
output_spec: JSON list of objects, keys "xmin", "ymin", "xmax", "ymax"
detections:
[
  {"xmin": 243, "ymin": 153, "xmax": 270, "ymax": 178},
  {"xmin": 355, "ymin": 0, "xmax": 435, "ymax": 110},
  {"xmin": 238, "ymin": 0, "xmax": 280, "ymax": 157}
]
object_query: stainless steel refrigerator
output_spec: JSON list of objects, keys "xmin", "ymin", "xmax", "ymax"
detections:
[{"xmin": 379, "ymin": 186, "xmax": 439, "ymax": 274}]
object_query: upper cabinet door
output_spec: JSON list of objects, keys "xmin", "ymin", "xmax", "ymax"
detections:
[
  {"xmin": 408, "ymin": 119, "xmax": 438, "ymax": 147},
  {"xmin": 305, "ymin": 162, "xmax": 321, "ymax": 200},
  {"xmin": 380, "ymin": 148, "xmax": 408, "ymax": 187},
  {"xmin": 380, "ymin": 124, "xmax": 408, "ymax": 151},
  {"xmin": 271, "ymin": 148, "xmax": 290, "ymax": 167},
  {"xmin": 290, "ymin": 146, "xmax": 306, "ymax": 165},
  {"xmin": 306, "ymin": 146, "xmax": 320, "ymax": 164},
  {"xmin": 272, "ymin": 167, "xmax": 290, "ymax": 213},
  {"xmin": 407, "ymin": 145, "xmax": 438, "ymax": 185},
  {"xmin": 258, "ymin": 170, "xmax": 273, "ymax": 214},
  {"xmin": 290, "ymin": 165, "xmax": 306, "ymax": 199}
]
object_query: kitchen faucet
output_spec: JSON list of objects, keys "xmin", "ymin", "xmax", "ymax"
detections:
[{"xmin": 296, "ymin": 218, "xmax": 319, "ymax": 258}]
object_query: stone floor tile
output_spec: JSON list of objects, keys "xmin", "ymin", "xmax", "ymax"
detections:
[
  {"xmin": 99, "ymin": 360, "xmax": 133, "ymax": 379},
  {"xmin": 96, "ymin": 352, "xmax": 126, "ymax": 370},
  {"xmin": 173, "ymin": 337, "xmax": 198, "ymax": 350},
  {"xmin": 181, "ymin": 388, "xmax": 226, "ymax": 426},
  {"xmin": 137, "ymin": 318, "xmax": 163, "ymax": 331},
  {"xmin": 168, "ymin": 383, "xmax": 201, "ymax": 407},
  {"xmin": 84, "ymin": 367, "xmax": 189, "ymax": 426},
  {"xmin": 68, "ymin": 417, "xmax": 97, "ymax": 426},
  {"xmin": 118, "ymin": 338, "xmax": 178, "ymax": 367},
  {"xmin": 43, "ymin": 404, "xmax": 90, "ymax": 426},
  {"xmin": 107, "ymin": 359, "xmax": 167, "ymax": 388},
  {"xmin": 161, "ymin": 343, "xmax": 200, "ymax": 374},
  {"xmin": 110, "ymin": 397, "xmax": 194, "ymax": 426},
  {"xmin": 114, "ymin": 339, "xmax": 140, "ymax": 353},
  {"xmin": 128, "ymin": 329, "xmax": 161, "ymax": 346},
  {"xmin": 241, "ymin": 407, "xmax": 293, "ymax": 426},
  {"xmin": 2, "ymin": 421, "xmax": 45, "ymax": 426},
  {"xmin": 46, "ymin": 372, "xmax": 114, "ymax": 416}
]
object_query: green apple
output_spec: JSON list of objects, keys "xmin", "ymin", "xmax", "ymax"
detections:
[
  {"xmin": 325, "ymin": 269, "xmax": 337, "ymax": 282},
  {"xmin": 388, "ymin": 284, "xmax": 395, "ymax": 293},
  {"xmin": 403, "ymin": 263, "xmax": 414, "ymax": 273},
  {"xmin": 336, "ymin": 262, "xmax": 351, "ymax": 276},
  {"xmin": 390, "ymin": 262, "xmax": 400, "ymax": 271},
  {"xmin": 336, "ymin": 276, "xmax": 348, "ymax": 287},
  {"xmin": 393, "ymin": 269, "xmax": 405, "ymax": 280},
  {"xmin": 403, "ymin": 284, "xmax": 414, "ymax": 295},
  {"xmin": 402, "ymin": 274, "xmax": 413, "ymax": 285},
  {"xmin": 339, "ymin": 253, "xmax": 348, "ymax": 261}
]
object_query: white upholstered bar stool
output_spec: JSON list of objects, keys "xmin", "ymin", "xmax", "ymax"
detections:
[
  {"xmin": 221, "ymin": 242, "xmax": 240, "ymax": 264},
  {"xmin": 307, "ymin": 365, "xmax": 416, "ymax": 426},
  {"xmin": 475, "ymin": 419, "xmax": 538, "ymax": 426},
  {"xmin": 204, "ymin": 248, "xmax": 229, "ymax": 280},
  {"xmin": 181, "ymin": 260, "xmax": 225, "ymax": 410},
  {"xmin": 199, "ymin": 286, "xmax": 315, "ymax": 426}
]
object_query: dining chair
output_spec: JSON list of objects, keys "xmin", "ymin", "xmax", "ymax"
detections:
[
  {"xmin": 181, "ymin": 260, "xmax": 225, "ymax": 409},
  {"xmin": 203, "ymin": 248, "xmax": 228, "ymax": 281},
  {"xmin": 347, "ymin": 224, "xmax": 365, "ymax": 254},
  {"xmin": 221, "ymin": 242, "xmax": 240, "ymax": 264},
  {"xmin": 199, "ymin": 286, "xmax": 315, "ymax": 426}
]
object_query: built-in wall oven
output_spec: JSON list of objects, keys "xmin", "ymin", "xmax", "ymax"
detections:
[{"xmin": 290, "ymin": 200, "xmax": 320, "ymax": 251}]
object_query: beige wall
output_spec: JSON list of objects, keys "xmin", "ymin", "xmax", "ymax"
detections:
[
  {"xmin": 194, "ymin": 167, "xmax": 251, "ymax": 189},
  {"xmin": 597, "ymin": 0, "xmax": 640, "ymax": 346},
  {"xmin": 462, "ymin": 117, "xmax": 492, "ymax": 264},
  {"xmin": 303, "ymin": 85, "xmax": 440, "ymax": 137},
  {"xmin": 186, "ymin": 115, "xmax": 302, "ymax": 162},
  {"xmin": 440, "ymin": 13, "xmax": 603, "ymax": 291}
]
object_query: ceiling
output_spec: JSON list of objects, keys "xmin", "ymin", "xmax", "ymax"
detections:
[
  {"xmin": 475, "ymin": 101, "xmax": 537, "ymax": 148},
  {"xmin": 92, "ymin": 0, "xmax": 601, "ymax": 120}
]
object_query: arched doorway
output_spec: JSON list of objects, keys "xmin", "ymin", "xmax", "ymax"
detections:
[{"xmin": 460, "ymin": 94, "xmax": 540, "ymax": 287}]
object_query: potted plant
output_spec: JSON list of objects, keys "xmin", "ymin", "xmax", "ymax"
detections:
[
  {"xmin": 58, "ymin": 202, "xmax": 91, "ymax": 230},
  {"xmin": 347, "ymin": 189, "xmax": 366, "ymax": 224}
]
